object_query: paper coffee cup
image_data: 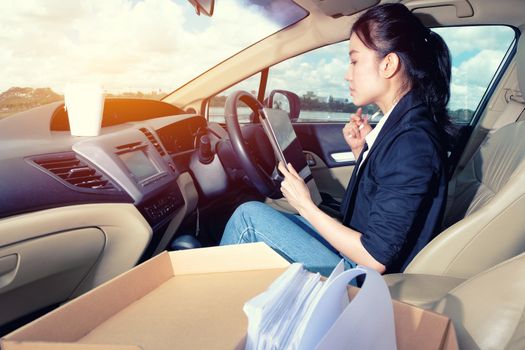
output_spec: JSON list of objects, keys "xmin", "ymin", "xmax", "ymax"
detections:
[{"xmin": 64, "ymin": 83, "xmax": 105, "ymax": 137}]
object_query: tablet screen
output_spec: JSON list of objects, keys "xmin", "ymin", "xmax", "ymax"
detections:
[{"xmin": 260, "ymin": 108, "xmax": 310, "ymax": 181}]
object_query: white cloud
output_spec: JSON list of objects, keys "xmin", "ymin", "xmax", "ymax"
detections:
[
  {"xmin": 455, "ymin": 49, "xmax": 506, "ymax": 86},
  {"xmin": 448, "ymin": 49, "xmax": 507, "ymax": 110},
  {"xmin": 266, "ymin": 41, "xmax": 349, "ymax": 101},
  {"xmin": 434, "ymin": 26, "xmax": 514, "ymax": 55},
  {"xmin": 0, "ymin": 0, "xmax": 279, "ymax": 93}
]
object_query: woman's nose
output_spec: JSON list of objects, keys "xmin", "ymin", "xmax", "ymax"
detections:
[{"xmin": 345, "ymin": 66, "xmax": 352, "ymax": 82}]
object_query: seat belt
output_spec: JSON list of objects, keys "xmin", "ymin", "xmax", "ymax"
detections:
[{"xmin": 517, "ymin": 105, "xmax": 525, "ymax": 122}]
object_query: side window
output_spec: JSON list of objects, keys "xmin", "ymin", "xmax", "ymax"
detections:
[
  {"xmin": 266, "ymin": 25, "xmax": 515, "ymax": 124},
  {"xmin": 208, "ymin": 73, "xmax": 261, "ymax": 123},
  {"xmin": 434, "ymin": 26, "xmax": 515, "ymax": 124},
  {"xmin": 267, "ymin": 42, "xmax": 373, "ymax": 123}
]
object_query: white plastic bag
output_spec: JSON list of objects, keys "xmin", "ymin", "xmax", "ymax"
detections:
[{"xmin": 244, "ymin": 261, "xmax": 397, "ymax": 350}]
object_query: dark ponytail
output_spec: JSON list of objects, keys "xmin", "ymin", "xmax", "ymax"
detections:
[{"xmin": 351, "ymin": 3, "xmax": 455, "ymax": 142}]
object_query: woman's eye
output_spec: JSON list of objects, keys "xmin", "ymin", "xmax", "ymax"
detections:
[{"xmin": 351, "ymin": 60, "xmax": 357, "ymax": 65}]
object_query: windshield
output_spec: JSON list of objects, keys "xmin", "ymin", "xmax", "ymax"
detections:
[{"xmin": 0, "ymin": 0, "xmax": 307, "ymax": 118}]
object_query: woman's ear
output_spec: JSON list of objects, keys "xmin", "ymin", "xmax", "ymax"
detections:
[{"xmin": 380, "ymin": 52, "xmax": 401, "ymax": 79}]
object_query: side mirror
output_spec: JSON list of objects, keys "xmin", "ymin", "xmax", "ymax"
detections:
[
  {"xmin": 187, "ymin": 0, "xmax": 214, "ymax": 16},
  {"xmin": 266, "ymin": 90, "xmax": 301, "ymax": 120}
]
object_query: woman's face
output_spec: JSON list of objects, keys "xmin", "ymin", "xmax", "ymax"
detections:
[{"xmin": 345, "ymin": 33, "xmax": 386, "ymax": 107}]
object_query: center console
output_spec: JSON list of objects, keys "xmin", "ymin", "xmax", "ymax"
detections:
[{"xmin": 73, "ymin": 127, "xmax": 184, "ymax": 227}]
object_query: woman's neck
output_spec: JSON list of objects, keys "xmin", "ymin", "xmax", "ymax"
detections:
[
  {"xmin": 377, "ymin": 84, "xmax": 410, "ymax": 114},
  {"xmin": 377, "ymin": 94, "xmax": 400, "ymax": 114}
]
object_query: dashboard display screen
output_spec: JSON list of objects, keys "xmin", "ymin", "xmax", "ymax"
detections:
[{"xmin": 119, "ymin": 150, "xmax": 158, "ymax": 182}]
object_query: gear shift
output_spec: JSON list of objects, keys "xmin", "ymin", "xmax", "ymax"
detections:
[{"xmin": 198, "ymin": 135, "xmax": 214, "ymax": 164}]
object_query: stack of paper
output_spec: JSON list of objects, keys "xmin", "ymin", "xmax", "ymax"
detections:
[{"xmin": 243, "ymin": 261, "xmax": 397, "ymax": 350}]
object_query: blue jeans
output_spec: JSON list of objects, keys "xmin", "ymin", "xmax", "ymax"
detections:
[{"xmin": 220, "ymin": 201, "xmax": 356, "ymax": 276}]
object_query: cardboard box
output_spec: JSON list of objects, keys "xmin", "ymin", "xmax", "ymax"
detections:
[{"xmin": 1, "ymin": 243, "xmax": 458, "ymax": 350}]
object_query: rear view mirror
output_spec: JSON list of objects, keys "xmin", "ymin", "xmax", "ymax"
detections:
[
  {"xmin": 266, "ymin": 90, "xmax": 301, "ymax": 120},
  {"xmin": 187, "ymin": 0, "xmax": 214, "ymax": 16}
]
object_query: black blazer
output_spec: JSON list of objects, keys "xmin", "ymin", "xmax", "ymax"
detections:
[{"xmin": 340, "ymin": 92, "xmax": 448, "ymax": 273}]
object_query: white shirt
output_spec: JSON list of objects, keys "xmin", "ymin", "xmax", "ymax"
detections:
[{"xmin": 358, "ymin": 103, "xmax": 398, "ymax": 172}]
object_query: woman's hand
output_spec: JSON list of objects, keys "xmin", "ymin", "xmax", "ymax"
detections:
[
  {"xmin": 342, "ymin": 108, "xmax": 372, "ymax": 155},
  {"xmin": 278, "ymin": 161, "xmax": 314, "ymax": 214}
]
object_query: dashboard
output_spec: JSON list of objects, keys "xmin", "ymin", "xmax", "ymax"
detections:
[
  {"xmin": 0, "ymin": 98, "xmax": 242, "ymax": 326},
  {"xmin": 0, "ymin": 99, "xmax": 221, "ymax": 258}
]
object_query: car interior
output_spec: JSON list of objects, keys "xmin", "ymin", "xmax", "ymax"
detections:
[{"xmin": 0, "ymin": 0, "xmax": 524, "ymax": 349}]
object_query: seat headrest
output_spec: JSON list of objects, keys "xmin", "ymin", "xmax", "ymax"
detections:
[{"xmin": 518, "ymin": 33, "xmax": 525, "ymax": 95}]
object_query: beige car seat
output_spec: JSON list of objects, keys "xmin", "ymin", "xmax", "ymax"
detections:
[
  {"xmin": 432, "ymin": 251, "xmax": 525, "ymax": 350},
  {"xmin": 384, "ymin": 33, "xmax": 525, "ymax": 308}
]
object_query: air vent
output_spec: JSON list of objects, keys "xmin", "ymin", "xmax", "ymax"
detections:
[
  {"xmin": 140, "ymin": 127, "xmax": 166, "ymax": 156},
  {"xmin": 33, "ymin": 153, "xmax": 116, "ymax": 190}
]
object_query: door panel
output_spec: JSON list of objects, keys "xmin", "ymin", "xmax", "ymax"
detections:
[
  {"xmin": 306, "ymin": 152, "xmax": 352, "ymax": 202},
  {"xmin": 0, "ymin": 227, "xmax": 105, "ymax": 326},
  {"xmin": 293, "ymin": 123, "xmax": 355, "ymax": 168},
  {"xmin": 293, "ymin": 122, "xmax": 374, "ymax": 202}
]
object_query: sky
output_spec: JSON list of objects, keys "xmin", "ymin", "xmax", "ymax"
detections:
[
  {"xmin": 0, "ymin": 0, "xmax": 301, "ymax": 93},
  {"xmin": 0, "ymin": 0, "xmax": 516, "ymax": 111}
]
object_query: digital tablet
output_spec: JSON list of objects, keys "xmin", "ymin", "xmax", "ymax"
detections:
[{"xmin": 260, "ymin": 107, "xmax": 322, "ymax": 205}]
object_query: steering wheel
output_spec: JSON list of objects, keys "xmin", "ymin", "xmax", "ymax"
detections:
[{"xmin": 224, "ymin": 90, "xmax": 281, "ymax": 198}]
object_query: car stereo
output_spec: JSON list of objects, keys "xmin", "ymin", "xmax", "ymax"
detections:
[
  {"xmin": 115, "ymin": 142, "xmax": 167, "ymax": 186},
  {"xmin": 73, "ymin": 128, "xmax": 178, "ymax": 204}
]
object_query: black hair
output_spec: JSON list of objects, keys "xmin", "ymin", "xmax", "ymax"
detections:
[{"xmin": 351, "ymin": 3, "xmax": 455, "ymax": 141}]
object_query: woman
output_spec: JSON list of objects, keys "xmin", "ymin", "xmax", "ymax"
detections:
[{"xmin": 221, "ymin": 3, "xmax": 452, "ymax": 276}]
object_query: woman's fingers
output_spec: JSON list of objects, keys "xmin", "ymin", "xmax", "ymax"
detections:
[
  {"xmin": 361, "ymin": 115, "xmax": 370, "ymax": 129},
  {"xmin": 279, "ymin": 162, "xmax": 302, "ymax": 185},
  {"xmin": 280, "ymin": 184, "xmax": 287, "ymax": 196},
  {"xmin": 278, "ymin": 161, "xmax": 289, "ymax": 176},
  {"xmin": 344, "ymin": 108, "xmax": 367, "ymax": 140},
  {"xmin": 351, "ymin": 107, "xmax": 363, "ymax": 124},
  {"xmin": 279, "ymin": 161, "xmax": 313, "ymax": 211},
  {"xmin": 286, "ymin": 162, "xmax": 301, "ymax": 179},
  {"xmin": 279, "ymin": 173, "xmax": 290, "ymax": 199},
  {"xmin": 279, "ymin": 162, "xmax": 302, "ymax": 189},
  {"xmin": 343, "ymin": 122, "xmax": 360, "ymax": 139}
]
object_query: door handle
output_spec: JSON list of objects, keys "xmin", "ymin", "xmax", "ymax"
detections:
[
  {"xmin": 305, "ymin": 153, "xmax": 316, "ymax": 167},
  {"xmin": 331, "ymin": 152, "xmax": 356, "ymax": 163},
  {"xmin": 0, "ymin": 254, "xmax": 19, "ymax": 290}
]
